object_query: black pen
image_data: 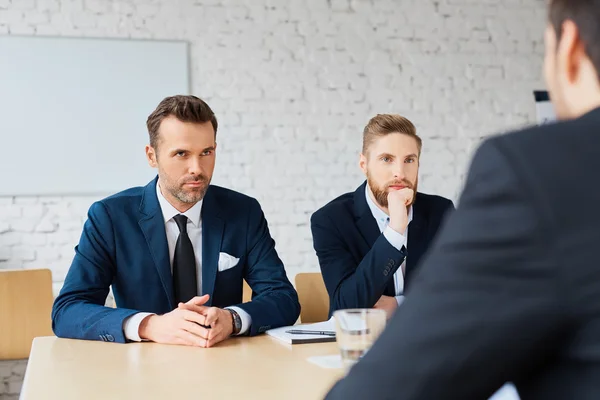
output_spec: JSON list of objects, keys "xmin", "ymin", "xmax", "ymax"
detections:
[{"xmin": 285, "ymin": 330, "xmax": 336, "ymax": 336}]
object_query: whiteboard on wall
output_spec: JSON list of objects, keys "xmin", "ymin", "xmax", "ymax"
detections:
[{"xmin": 0, "ymin": 35, "xmax": 189, "ymax": 196}]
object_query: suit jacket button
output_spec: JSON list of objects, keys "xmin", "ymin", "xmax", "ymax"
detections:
[
  {"xmin": 99, "ymin": 335, "xmax": 105, "ymax": 341},
  {"xmin": 106, "ymin": 334, "xmax": 115, "ymax": 342},
  {"xmin": 383, "ymin": 270, "xmax": 389, "ymax": 276}
]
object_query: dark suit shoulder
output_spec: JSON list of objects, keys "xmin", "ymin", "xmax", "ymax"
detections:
[
  {"xmin": 87, "ymin": 185, "xmax": 147, "ymax": 218},
  {"xmin": 485, "ymin": 112, "xmax": 597, "ymax": 164},
  {"xmin": 205, "ymin": 185, "xmax": 264, "ymax": 223},
  {"xmin": 206, "ymin": 184, "xmax": 257, "ymax": 206},
  {"xmin": 311, "ymin": 190, "xmax": 354, "ymax": 223},
  {"xmin": 415, "ymin": 192, "xmax": 454, "ymax": 212},
  {"xmin": 468, "ymin": 110, "xmax": 600, "ymax": 239},
  {"xmin": 100, "ymin": 185, "xmax": 146, "ymax": 204},
  {"xmin": 480, "ymin": 110, "xmax": 600, "ymax": 190},
  {"xmin": 206, "ymin": 185, "xmax": 261, "ymax": 216}
]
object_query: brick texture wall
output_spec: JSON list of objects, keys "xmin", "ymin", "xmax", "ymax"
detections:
[{"xmin": 0, "ymin": 0, "xmax": 547, "ymax": 397}]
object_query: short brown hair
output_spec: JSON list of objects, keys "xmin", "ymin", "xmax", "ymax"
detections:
[
  {"xmin": 549, "ymin": 0, "xmax": 600, "ymax": 82},
  {"xmin": 362, "ymin": 114, "xmax": 422, "ymax": 155},
  {"xmin": 146, "ymin": 95, "xmax": 218, "ymax": 149}
]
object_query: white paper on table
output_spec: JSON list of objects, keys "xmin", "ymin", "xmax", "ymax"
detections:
[
  {"xmin": 307, "ymin": 354, "xmax": 343, "ymax": 369},
  {"xmin": 266, "ymin": 317, "xmax": 336, "ymax": 345}
]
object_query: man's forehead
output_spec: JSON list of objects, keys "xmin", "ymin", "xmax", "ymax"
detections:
[{"xmin": 369, "ymin": 135, "xmax": 419, "ymax": 153}]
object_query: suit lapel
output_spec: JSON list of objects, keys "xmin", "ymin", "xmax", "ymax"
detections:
[
  {"xmin": 353, "ymin": 182, "xmax": 381, "ymax": 248},
  {"xmin": 138, "ymin": 177, "xmax": 175, "ymax": 309},
  {"xmin": 201, "ymin": 187, "xmax": 224, "ymax": 305},
  {"xmin": 406, "ymin": 197, "xmax": 428, "ymax": 283}
]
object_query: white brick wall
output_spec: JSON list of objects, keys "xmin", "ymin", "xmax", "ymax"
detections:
[
  {"xmin": 0, "ymin": 0, "xmax": 547, "ymax": 397},
  {"xmin": 0, "ymin": 360, "xmax": 26, "ymax": 400}
]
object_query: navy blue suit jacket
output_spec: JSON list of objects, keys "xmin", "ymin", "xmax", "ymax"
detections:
[
  {"xmin": 52, "ymin": 178, "xmax": 300, "ymax": 343},
  {"xmin": 311, "ymin": 182, "xmax": 454, "ymax": 315}
]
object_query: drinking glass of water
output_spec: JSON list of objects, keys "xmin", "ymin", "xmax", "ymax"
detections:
[{"xmin": 333, "ymin": 308, "xmax": 387, "ymax": 369}]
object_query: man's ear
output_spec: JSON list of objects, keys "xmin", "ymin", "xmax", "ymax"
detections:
[
  {"xmin": 359, "ymin": 153, "xmax": 368, "ymax": 176},
  {"xmin": 556, "ymin": 19, "xmax": 583, "ymax": 85},
  {"xmin": 146, "ymin": 145, "xmax": 158, "ymax": 168}
]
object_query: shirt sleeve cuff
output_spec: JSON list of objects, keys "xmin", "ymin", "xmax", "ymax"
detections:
[
  {"xmin": 383, "ymin": 225, "xmax": 407, "ymax": 252},
  {"xmin": 225, "ymin": 306, "xmax": 252, "ymax": 335},
  {"xmin": 123, "ymin": 312, "xmax": 155, "ymax": 342},
  {"xmin": 395, "ymin": 295, "xmax": 405, "ymax": 307}
]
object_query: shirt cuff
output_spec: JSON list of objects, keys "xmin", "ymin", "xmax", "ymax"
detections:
[
  {"xmin": 225, "ymin": 306, "xmax": 252, "ymax": 335},
  {"xmin": 123, "ymin": 312, "xmax": 155, "ymax": 342},
  {"xmin": 395, "ymin": 295, "xmax": 405, "ymax": 307},
  {"xmin": 383, "ymin": 225, "xmax": 407, "ymax": 252}
]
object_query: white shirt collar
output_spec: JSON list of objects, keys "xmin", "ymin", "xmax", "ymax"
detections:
[
  {"xmin": 156, "ymin": 180, "xmax": 203, "ymax": 227},
  {"xmin": 365, "ymin": 184, "xmax": 413, "ymax": 228}
]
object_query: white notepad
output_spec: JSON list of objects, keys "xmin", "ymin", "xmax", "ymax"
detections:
[{"xmin": 266, "ymin": 318, "xmax": 337, "ymax": 345}]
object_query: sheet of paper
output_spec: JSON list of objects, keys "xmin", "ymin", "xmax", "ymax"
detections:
[
  {"xmin": 307, "ymin": 354, "xmax": 343, "ymax": 369},
  {"xmin": 301, "ymin": 318, "xmax": 335, "ymax": 332}
]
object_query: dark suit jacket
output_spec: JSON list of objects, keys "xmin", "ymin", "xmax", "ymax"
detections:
[
  {"xmin": 326, "ymin": 107, "xmax": 600, "ymax": 400},
  {"xmin": 52, "ymin": 178, "xmax": 300, "ymax": 343},
  {"xmin": 311, "ymin": 182, "xmax": 454, "ymax": 315}
]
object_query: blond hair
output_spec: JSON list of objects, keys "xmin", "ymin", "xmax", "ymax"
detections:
[{"xmin": 362, "ymin": 114, "xmax": 421, "ymax": 155}]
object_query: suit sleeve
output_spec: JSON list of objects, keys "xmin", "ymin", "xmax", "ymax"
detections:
[
  {"xmin": 326, "ymin": 139, "xmax": 568, "ymax": 399},
  {"xmin": 234, "ymin": 199, "xmax": 300, "ymax": 335},
  {"xmin": 311, "ymin": 213, "xmax": 407, "ymax": 313},
  {"xmin": 51, "ymin": 201, "xmax": 139, "ymax": 343}
]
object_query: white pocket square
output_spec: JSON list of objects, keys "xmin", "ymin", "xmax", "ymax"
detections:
[{"xmin": 218, "ymin": 252, "xmax": 240, "ymax": 272}]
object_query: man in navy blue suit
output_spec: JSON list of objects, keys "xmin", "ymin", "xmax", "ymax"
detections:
[
  {"xmin": 52, "ymin": 95, "xmax": 300, "ymax": 347},
  {"xmin": 311, "ymin": 114, "xmax": 454, "ymax": 319}
]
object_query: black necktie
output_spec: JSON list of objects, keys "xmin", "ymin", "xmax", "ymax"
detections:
[{"xmin": 172, "ymin": 214, "xmax": 197, "ymax": 303}]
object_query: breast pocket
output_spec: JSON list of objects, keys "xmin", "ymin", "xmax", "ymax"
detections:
[
  {"xmin": 217, "ymin": 252, "xmax": 240, "ymax": 272},
  {"xmin": 213, "ymin": 254, "xmax": 244, "ymax": 306}
]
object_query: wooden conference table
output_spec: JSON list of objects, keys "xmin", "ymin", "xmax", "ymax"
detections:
[{"xmin": 20, "ymin": 335, "xmax": 345, "ymax": 400}]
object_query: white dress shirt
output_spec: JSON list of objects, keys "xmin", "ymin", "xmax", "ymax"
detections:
[
  {"xmin": 365, "ymin": 185, "xmax": 413, "ymax": 306},
  {"xmin": 122, "ymin": 181, "xmax": 251, "ymax": 341}
]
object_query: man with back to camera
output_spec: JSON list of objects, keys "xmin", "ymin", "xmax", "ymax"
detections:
[{"xmin": 52, "ymin": 95, "xmax": 300, "ymax": 347}]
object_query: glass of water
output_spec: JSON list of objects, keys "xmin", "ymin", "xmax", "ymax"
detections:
[{"xmin": 333, "ymin": 308, "xmax": 387, "ymax": 369}]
